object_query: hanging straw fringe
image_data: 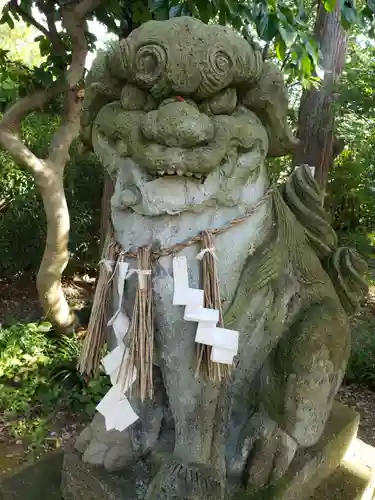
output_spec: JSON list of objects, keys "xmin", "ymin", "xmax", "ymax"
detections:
[
  {"xmin": 196, "ymin": 231, "xmax": 229, "ymax": 382},
  {"xmin": 118, "ymin": 246, "xmax": 154, "ymax": 402},
  {"xmin": 78, "ymin": 230, "xmax": 118, "ymax": 377},
  {"xmin": 78, "ymin": 191, "xmax": 272, "ymax": 383}
]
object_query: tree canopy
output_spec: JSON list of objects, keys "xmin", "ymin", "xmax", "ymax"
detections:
[{"xmin": 0, "ymin": 0, "xmax": 374, "ymax": 90}]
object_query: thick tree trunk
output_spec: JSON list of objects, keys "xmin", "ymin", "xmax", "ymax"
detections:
[
  {"xmin": 36, "ymin": 165, "xmax": 76, "ymax": 331},
  {"xmin": 294, "ymin": 1, "xmax": 348, "ymax": 189}
]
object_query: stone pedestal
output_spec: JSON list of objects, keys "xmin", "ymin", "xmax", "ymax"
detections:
[
  {"xmin": 61, "ymin": 453, "xmax": 151, "ymax": 500},
  {"xmin": 275, "ymin": 401, "xmax": 360, "ymax": 499},
  {"xmin": 61, "ymin": 401, "xmax": 359, "ymax": 500}
]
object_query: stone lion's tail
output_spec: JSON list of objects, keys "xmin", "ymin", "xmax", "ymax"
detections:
[{"xmin": 281, "ymin": 165, "xmax": 368, "ymax": 314}]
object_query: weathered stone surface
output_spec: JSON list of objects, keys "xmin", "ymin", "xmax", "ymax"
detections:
[
  {"xmin": 310, "ymin": 437, "xmax": 375, "ymax": 500},
  {"xmin": 63, "ymin": 402, "xmax": 360, "ymax": 500},
  {"xmin": 0, "ymin": 451, "xmax": 63, "ymax": 500},
  {"xmin": 279, "ymin": 401, "xmax": 360, "ymax": 499},
  {"xmin": 74, "ymin": 14, "xmax": 368, "ymax": 500},
  {"xmin": 61, "ymin": 449, "xmax": 150, "ymax": 500},
  {"xmin": 310, "ymin": 466, "xmax": 370, "ymax": 500}
]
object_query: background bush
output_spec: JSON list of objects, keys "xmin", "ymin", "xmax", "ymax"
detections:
[
  {"xmin": 0, "ymin": 111, "xmax": 103, "ymax": 278},
  {"xmin": 0, "ymin": 321, "xmax": 110, "ymax": 442}
]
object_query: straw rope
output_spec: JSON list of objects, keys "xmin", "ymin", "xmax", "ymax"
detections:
[{"xmin": 78, "ymin": 188, "xmax": 273, "ymax": 383}]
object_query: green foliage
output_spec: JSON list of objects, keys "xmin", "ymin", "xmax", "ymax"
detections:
[
  {"xmin": 0, "ymin": 21, "xmax": 42, "ymax": 66},
  {"xmin": 345, "ymin": 309, "xmax": 375, "ymax": 386},
  {"xmin": 65, "ymin": 148, "xmax": 103, "ymax": 272},
  {"xmin": 0, "ymin": 321, "xmax": 110, "ymax": 442},
  {"xmin": 0, "ymin": 111, "xmax": 102, "ymax": 278},
  {"xmin": 324, "ymin": 41, "xmax": 375, "ymax": 259},
  {"xmin": 326, "ymin": 146, "xmax": 374, "ymax": 248},
  {"xmin": 1, "ymin": 0, "xmax": 371, "ymax": 88},
  {"xmin": 148, "ymin": 0, "xmax": 369, "ymax": 85},
  {"xmin": 0, "ymin": 22, "xmax": 43, "ymax": 108}
]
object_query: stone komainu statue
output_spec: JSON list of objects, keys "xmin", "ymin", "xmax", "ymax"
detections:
[{"xmin": 70, "ymin": 16, "xmax": 368, "ymax": 500}]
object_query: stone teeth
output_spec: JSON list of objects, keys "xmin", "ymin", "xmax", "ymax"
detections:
[
  {"xmin": 158, "ymin": 170, "xmax": 165, "ymax": 176},
  {"xmin": 167, "ymin": 169, "xmax": 175, "ymax": 175},
  {"xmin": 194, "ymin": 173, "xmax": 202, "ymax": 179},
  {"xmin": 186, "ymin": 172, "xmax": 193, "ymax": 177}
]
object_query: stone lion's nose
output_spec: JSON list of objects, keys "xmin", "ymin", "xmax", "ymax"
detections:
[{"xmin": 141, "ymin": 101, "xmax": 215, "ymax": 148}]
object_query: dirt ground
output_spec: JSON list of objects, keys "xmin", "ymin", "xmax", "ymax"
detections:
[{"xmin": 0, "ymin": 275, "xmax": 95, "ymax": 326}]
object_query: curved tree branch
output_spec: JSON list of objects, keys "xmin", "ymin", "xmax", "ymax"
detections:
[
  {"xmin": 47, "ymin": 4, "xmax": 90, "ymax": 166},
  {"xmin": 75, "ymin": 0, "xmax": 102, "ymax": 18},
  {"xmin": 0, "ymin": 80, "xmax": 67, "ymax": 131},
  {"xmin": 9, "ymin": 0, "xmax": 50, "ymax": 38},
  {"xmin": 0, "ymin": 128, "xmax": 45, "ymax": 176},
  {"xmin": 45, "ymin": 8, "xmax": 66, "ymax": 57}
]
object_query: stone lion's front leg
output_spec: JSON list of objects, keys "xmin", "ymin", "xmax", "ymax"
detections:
[
  {"xmin": 246, "ymin": 423, "xmax": 298, "ymax": 489},
  {"xmin": 247, "ymin": 301, "xmax": 350, "ymax": 489},
  {"xmin": 75, "ymin": 366, "xmax": 164, "ymax": 472},
  {"xmin": 146, "ymin": 258, "xmax": 226, "ymax": 499}
]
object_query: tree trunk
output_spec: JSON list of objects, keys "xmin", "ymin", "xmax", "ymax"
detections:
[
  {"xmin": 99, "ymin": 172, "xmax": 114, "ymax": 255},
  {"xmin": 294, "ymin": 1, "xmax": 348, "ymax": 189},
  {"xmin": 0, "ymin": 1, "xmax": 103, "ymax": 334},
  {"xmin": 36, "ymin": 164, "xmax": 76, "ymax": 332}
]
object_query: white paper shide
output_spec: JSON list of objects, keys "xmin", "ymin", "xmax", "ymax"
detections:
[
  {"xmin": 95, "ymin": 251, "xmax": 238, "ymax": 433},
  {"xmin": 173, "ymin": 255, "xmax": 239, "ymax": 365},
  {"xmin": 96, "ymin": 260, "xmax": 138, "ymax": 432}
]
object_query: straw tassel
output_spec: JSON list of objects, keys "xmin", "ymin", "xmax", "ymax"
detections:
[
  {"xmin": 78, "ymin": 229, "xmax": 118, "ymax": 377},
  {"xmin": 196, "ymin": 231, "xmax": 229, "ymax": 382},
  {"xmin": 118, "ymin": 246, "xmax": 154, "ymax": 402}
]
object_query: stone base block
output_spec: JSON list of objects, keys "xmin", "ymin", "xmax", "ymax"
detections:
[
  {"xmin": 0, "ymin": 451, "xmax": 63, "ymax": 500},
  {"xmin": 61, "ymin": 451, "xmax": 151, "ymax": 500},
  {"xmin": 311, "ymin": 438, "xmax": 375, "ymax": 500},
  {"xmin": 278, "ymin": 401, "xmax": 360, "ymax": 499},
  {"xmin": 61, "ymin": 401, "xmax": 359, "ymax": 500}
]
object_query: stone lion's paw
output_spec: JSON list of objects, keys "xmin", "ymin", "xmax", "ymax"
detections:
[
  {"xmin": 247, "ymin": 426, "xmax": 297, "ymax": 489},
  {"xmin": 75, "ymin": 424, "xmax": 93, "ymax": 454},
  {"xmin": 75, "ymin": 413, "xmax": 138, "ymax": 472}
]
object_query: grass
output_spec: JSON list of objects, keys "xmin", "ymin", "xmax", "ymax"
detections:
[{"xmin": 0, "ymin": 320, "xmax": 110, "ymax": 453}]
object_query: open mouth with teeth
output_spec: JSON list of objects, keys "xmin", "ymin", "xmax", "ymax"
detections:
[
  {"xmin": 153, "ymin": 169, "xmax": 205, "ymax": 180},
  {"xmin": 91, "ymin": 93, "xmax": 269, "ymax": 216}
]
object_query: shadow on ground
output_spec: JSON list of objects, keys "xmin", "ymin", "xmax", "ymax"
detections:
[{"xmin": 0, "ymin": 451, "xmax": 63, "ymax": 500}]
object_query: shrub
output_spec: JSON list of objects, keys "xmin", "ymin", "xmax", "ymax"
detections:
[
  {"xmin": 0, "ymin": 111, "xmax": 103, "ymax": 278},
  {"xmin": 0, "ymin": 321, "xmax": 110, "ymax": 441},
  {"xmin": 345, "ymin": 309, "xmax": 375, "ymax": 387}
]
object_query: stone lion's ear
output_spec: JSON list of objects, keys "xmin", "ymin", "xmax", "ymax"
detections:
[{"xmin": 242, "ymin": 61, "xmax": 299, "ymax": 157}]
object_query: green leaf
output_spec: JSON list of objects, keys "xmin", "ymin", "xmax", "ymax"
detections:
[
  {"xmin": 256, "ymin": 9, "xmax": 279, "ymax": 42},
  {"xmin": 275, "ymin": 37, "xmax": 287, "ymax": 60},
  {"xmin": 37, "ymin": 322, "xmax": 52, "ymax": 333},
  {"xmin": 38, "ymin": 37, "xmax": 52, "ymax": 57},
  {"xmin": 324, "ymin": 0, "xmax": 337, "ymax": 12},
  {"xmin": 149, "ymin": 0, "xmax": 169, "ymax": 12},
  {"xmin": 278, "ymin": 24, "xmax": 297, "ymax": 47},
  {"xmin": 340, "ymin": 0, "xmax": 361, "ymax": 28},
  {"xmin": 299, "ymin": 52, "xmax": 312, "ymax": 76},
  {"xmin": 1, "ymin": 12, "xmax": 14, "ymax": 29},
  {"xmin": 277, "ymin": 5, "xmax": 294, "ymax": 24},
  {"xmin": 196, "ymin": 1, "xmax": 213, "ymax": 22}
]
